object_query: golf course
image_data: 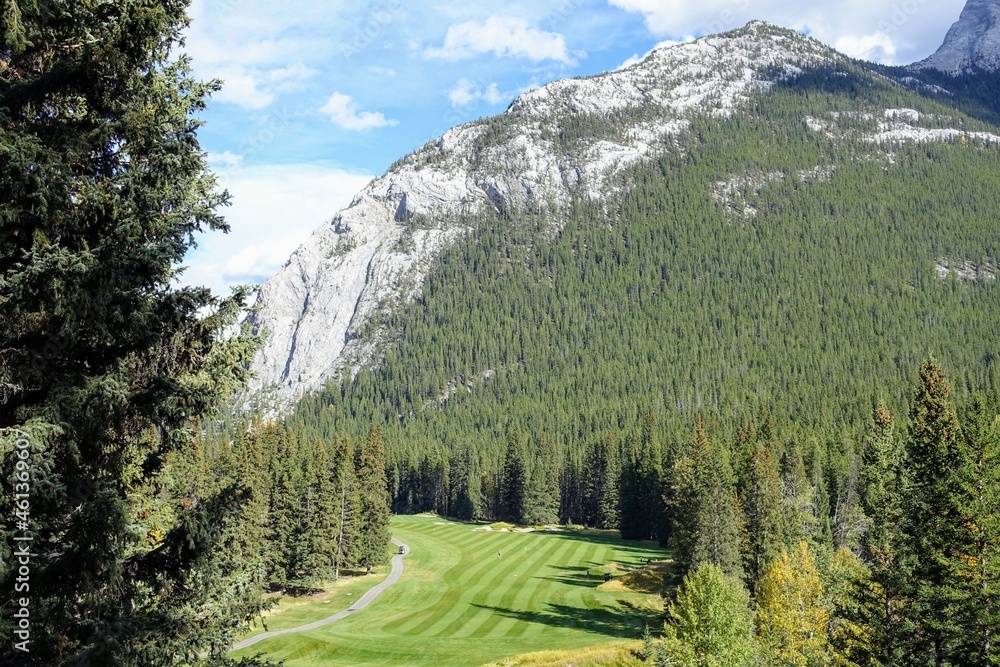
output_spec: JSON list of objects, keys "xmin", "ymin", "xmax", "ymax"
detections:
[{"xmin": 231, "ymin": 514, "xmax": 670, "ymax": 666}]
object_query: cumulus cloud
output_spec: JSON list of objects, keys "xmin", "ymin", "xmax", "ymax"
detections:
[
  {"xmin": 448, "ymin": 79, "xmax": 505, "ymax": 107},
  {"xmin": 836, "ymin": 32, "xmax": 897, "ymax": 62},
  {"xmin": 209, "ymin": 63, "xmax": 316, "ymax": 109},
  {"xmin": 319, "ymin": 93, "xmax": 399, "ymax": 131},
  {"xmin": 179, "ymin": 164, "xmax": 374, "ymax": 295},
  {"xmin": 426, "ymin": 15, "xmax": 577, "ymax": 64}
]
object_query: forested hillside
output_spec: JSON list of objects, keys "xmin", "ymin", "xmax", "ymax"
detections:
[{"xmin": 280, "ymin": 64, "xmax": 1000, "ymax": 525}]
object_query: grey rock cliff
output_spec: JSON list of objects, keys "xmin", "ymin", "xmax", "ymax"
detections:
[{"xmin": 915, "ymin": 0, "xmax": 1000, "ymax": 73}]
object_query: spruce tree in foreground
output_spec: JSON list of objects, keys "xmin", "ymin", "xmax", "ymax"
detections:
[
  {"xmin": 902, "ymin": 361, "xmax": 964, "ymax": 667},
  {"xmin": 953, "ymin": 397, "xmax": 1000, "ymax": 666},
  {"xmin": 0, "ymin": 2, "xmax": 265, "ymax": 664},
  {"xmin": 858, "ymin": 404, "xmax": 908, "ymax": 666}
]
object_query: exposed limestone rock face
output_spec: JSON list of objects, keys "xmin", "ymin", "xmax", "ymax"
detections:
[
  {"xmin": 915, "ymin": 0, "xmax": 1000, "ymax": 74},
  {"xmin": 244, "ymin": 22, "xmax": 844, "ymax": 408}
]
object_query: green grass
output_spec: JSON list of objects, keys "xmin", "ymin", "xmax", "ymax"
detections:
[
  {"xmin": 231, "ymin": 514, "xmax": 669, "ymax": 667},
  {"xmin": 239, "ymin": 566, "xmax": 391, "ymax": 635}
]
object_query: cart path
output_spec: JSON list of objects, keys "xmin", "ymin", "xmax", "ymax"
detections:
[{"xmin": 231, "ymin": 538, "xmax": 409, "ymax": 652}]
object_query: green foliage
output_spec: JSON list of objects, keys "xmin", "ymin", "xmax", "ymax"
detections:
[
  {"xmin": 619, "ymin": 414, "xmax": 665, "ymax": 542},
  {"xmin": 655, "ymin": 563, "xmax": 757, "ymax": 667},
  {"xmin": 739, "ymin": 437, "xmax": 786, "ymax": 591},
  {"xmin": 0, "ymin": 1, "xmax": 267, "ymax": 664},
  {"xmin": 671, "ymin": 419, "xmax": 743, "ymax": 580},
  {"xmin": 901, "ymin": 362, "xmax": 965, "ymax": 665}
]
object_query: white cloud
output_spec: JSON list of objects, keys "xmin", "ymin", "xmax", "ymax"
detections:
[
  {"xmin": 836, "ymin": 32, "xmax": 897, "ymax": 62},
  {"xmin": 179, "ymin": 164, "xmax": 375, "ymax": 295},
  {"xmin": 448, "ymin": 79, "xmax": 505, "ymax": 107},
  {"xmin": 207, "ymin": 151, "xmax": 244, "ymax": 169},
  {"xmin": 426, "ymin": 15, "xmax": 577, "ymax": 64},
  {"xmin": 208, "ymin": 63, "xmax": 315, "ymax": 109},
  {"xmin": 319, "ymin": 93, "xmax": 399, "ymax": 131}
]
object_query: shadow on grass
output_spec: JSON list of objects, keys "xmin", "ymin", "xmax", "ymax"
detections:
[{"xmin": 474, "ymin": 599, "xmax": 662, "ymax": 639}]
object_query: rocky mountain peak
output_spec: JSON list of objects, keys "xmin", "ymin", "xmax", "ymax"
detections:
[{"xmin": 915, "ymin": 0, "xmax": 1000, "ymax": 73}]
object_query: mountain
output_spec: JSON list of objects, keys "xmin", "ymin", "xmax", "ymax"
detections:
[
  {"xmin": 246, "ymin": 22, "xmax": 841, "ymax": 406},
  {"xmin": 246, "ymin": 17, "xmax": 1000, "ymax": 426},
  {"xmin": 915, "ymin": 0, "xmax": 1000, "ymax": 74}
]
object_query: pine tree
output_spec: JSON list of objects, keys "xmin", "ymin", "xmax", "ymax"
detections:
[
  {"xmin": 451, "ymin": 444, "xmax": 483, "ymax": 521},
  {"xmin": 499, "ymin": 430, "xmax": 528, "ymax": 524},
  {"xmin": 671, "ymin": 418, "xmax": 743, "ymax": 579},
  {"xmin": 903, "ymin": 361, "xmax": 964, "ymax": 667},
  {"xmin": 355, "ymin": 425, "xmax": 391, "ymax": 573},
  {"xmin": 619, "ymin": 413, "xmax": 664, "ymax": 541},
  {"xmin": 584, "ymin": 432, "xmax": 620, "ymax": 529},
  {"xmin": 739, "ymin": 441, "xmax": 786, "ymax": 591},
  {"xmin": 299, "ymin": 438, "xmax": 340, "ymax": 587},
  {"xmin": 331, "ymin": 436, "xmax": 361, "ymax": 580},
  {"xmin": 858, "ymin": 404, "xmax": 907, "ymax": 666},
  {"xmin": 0, "ymin": 2, "xmax": 265, "ymax": 662},
  {"xmin": 524, "ymin": 434, "xmax": 560, "ymax": 525},
  {"xmin": 953, "ymin": 397, "xmax": 1000, "ymax": 666}
]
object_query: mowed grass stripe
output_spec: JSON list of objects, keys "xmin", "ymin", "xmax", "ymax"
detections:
[
  {"xmin": 403, "ymin": 532, "xmax": 557, "ymax": 638},
  {"xmin": 461, "ymin": 534, "xmax": 577, "ymax": 639},
  {"xmin": 421, "ymin": 532, "xmax": 568, "ymax": 639},
  {"xmin": 385, "ymin": 531, "xmax": 522, "ymax": 635},
  {"xmin": 489, "ymin": 536, "xmax": 593, "ymax": 639},
  {"xmin": 502, "ymin": 537, "xmax": 599, "ymax": 639}
]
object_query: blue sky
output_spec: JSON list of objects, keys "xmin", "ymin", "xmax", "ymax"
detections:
[{"xmin": 179, "ymin": 0, "xmax": 966, "ymax": 295}]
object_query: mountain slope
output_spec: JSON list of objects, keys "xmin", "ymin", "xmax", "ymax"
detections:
[
  {"xmin": 285, "ymin": 69, "xmax": 1000, "ymax": 454},
  {"xmin": 245, "ymin": 22, "xmax": 840, "ymax": 407},
  {"xmin": 915, "ymin": 0, "xmax": 1000, "ymax": 74}
]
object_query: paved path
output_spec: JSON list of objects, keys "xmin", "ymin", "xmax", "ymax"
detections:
[{"xmin": 231, "ymin": 538, "xmax": 409, "ymax": 652}]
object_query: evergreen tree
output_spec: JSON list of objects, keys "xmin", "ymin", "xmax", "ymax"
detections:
[
  {"xmin": 671, "ymin": 418, "xmax": 743, "ymax": 579},
  {"xmin": 0, "ymin": 2, "xmax": 265, "ymax": 661},
  {"xmin": 499, "ymin": 430, "xmax": 528, "ymax": 524},
  {"xmin": 739, "ymin": 441, "xmax": 786, "ymax": 591},
  {"xmin": 524, "ymin": 434, "xmax": 560, "ymax": 525},
  {"xmin": 331, "ymin": 436, "xmax": 361, "ymax": 580},
  {"xmin": 858, "ymin": 405, "xmax": 907, "ymax": 666},
  {"xmin": 355, "ymin": 425, "xmax": 391, "ymax": 573},
  {"xmin": 584, "ymin": 432, "xmax": 620, "ymax": 529},
  {"xmin": 620, "ymin": 414, "xmax": 664, "ymax": 541},
  {"xmin": 559, "ymin": 452, "xmax": 585, "ymax": 525},
  {"xmin": 299, "ymin": 438, "xmax": 340, "ymax": 586},
  {"xmin": 266, "ymin": 429, "xmax": 303, "ymax": 586},
  {"xmin": 450, "ymin": 444, "xmax": 483, "ymax": 521},
  {"xmin": 953, "ymin": 397, "xmax": 1000, "ymax": 666},
  {"xmin": 782, "ymin": 451, "xmax": 821, "ymax": 548},
  {"xmin": 902, "ymin": 362, "xmax": 964, "ymax": 667}
]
